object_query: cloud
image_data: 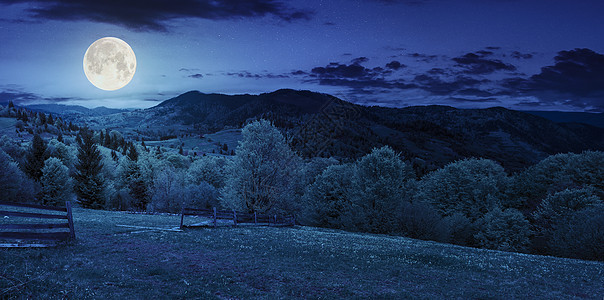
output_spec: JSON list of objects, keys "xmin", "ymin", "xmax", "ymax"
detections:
[
  {"xmin": 311, "ymin": 62, "xmax": 376, "ymax": 79},
  {"xmin": 453, "ymin": 52, "xmax": 517, "ymax": 74},
  {"xmin": 412, "ymin": 74, "xmax": 486, "ymax": 95},
  {"xmin": 510, "ymin": 51, "xmax": 534, "ymax": 59},
  {"xmin": 0, "ymin": 90, "xmax": 38, "ymax": 104},
  {"xmin": 370, "ymin": 0, "xmax": 429, "ymax": 5},
  {"xmin": 225, "ymin": 71, "xmax": 289, "ymax": 79},
  {"xmin": 351, "ymin": 57, "xmax": 369, "ymax": 64},
  {"xmin": 188, "ymin": 73, "xmax": 204, "ymax": 79},
  {"xmin": 385, "ymin": 60, "xmax": 405, "ymax": 70},
  {"xmin": 0, "ymin": 0, "xmax": 313, "ymax": 31},
  {"xmin": 300, "ymin": 60, "xmax": 418, "ymax": 91},
  {"xmin": 475, "ymin": 50, "xmax": 494, "ymax": 57},
  {"xmin": 448, "ymin": 96, "xmax": 500, "ymax": 103},
  {"xmin": 0, "ymin": 89, "xmax": 80, "ymax": 105},
  {"xmin": 502, "ymin": 48, "xmax": 604, "ymax": 111},
  {"xmin": 406, "ymin": 52, "xmax": 438, "ymax": 62}
]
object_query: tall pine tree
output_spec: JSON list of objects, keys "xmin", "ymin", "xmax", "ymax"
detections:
[
  {"xmin": 74, "ymin": 128, "xmax": 105, "ymax": 209},
  {"xmin": 24, "ymin": 133, "xmax": 48, "ymax": 181}
]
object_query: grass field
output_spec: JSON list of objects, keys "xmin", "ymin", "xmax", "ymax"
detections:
[{"xmin": 1, "ymin": 207, "xmax": 603, "ymax": 299}]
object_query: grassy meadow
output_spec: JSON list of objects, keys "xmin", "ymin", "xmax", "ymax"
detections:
[{"xmin": 1, "ymin": 207, "xmax": 603, "ymax": 299}]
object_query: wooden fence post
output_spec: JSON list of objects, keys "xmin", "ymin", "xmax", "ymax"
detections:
[
  {"xmin": 254, "ymin": 211, "xmax": 257, "ymax": 225},
  {"xmin": 66, "ymin": 201, "xmax": 76, "ymax": 240},
  {"xmin": 180, "ymin": 208, "xmax": 185, "ymax": 229},
  {"xmin": 213, "ymin": 207, "xmax": 217, "ymax": 228},
  {"xmin": 233, "ymin": 210, "xmax": 237, "ymax": 226}
]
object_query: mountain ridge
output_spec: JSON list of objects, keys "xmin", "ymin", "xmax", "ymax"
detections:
[{"xmin": 77, "ymin": 89, "xmax": 604, "ymax": 173}]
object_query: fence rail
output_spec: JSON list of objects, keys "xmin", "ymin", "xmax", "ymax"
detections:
[
  {"xmin": 180, "ymin": 207, "xmax": 295, "ymax": 228},
  {"xmin": 0, "ymin": 201, "xmax": 75, "ymax": 247}
]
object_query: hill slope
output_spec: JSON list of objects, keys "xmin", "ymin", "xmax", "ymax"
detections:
[
  {"xmin": 523, "ymin": 110, "xmax": 604, "ymax": 128},
  {"xmin": 84, "ymin": 89, "xmax": 604, "ymax": 172},
  {"xmin": 1, "ymin": 208, "xmax": 602, "ymax": 298}
]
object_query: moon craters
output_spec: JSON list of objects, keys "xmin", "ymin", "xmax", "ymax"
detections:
[{"xmin": 83, "ymin": 37, "xmax": 136, "ymax": 91}]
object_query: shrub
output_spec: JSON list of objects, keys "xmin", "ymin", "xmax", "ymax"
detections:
[
  {"xmin": 442, "ymin": 213, "xmax": 474, "ymax": 246},
  {"xmin": 0, "ymin": 149, "xmax": 37, "ymax": 202},
  {"xmin": 548, "ymin": 205, "xmax": 604, "ymax": 261},
  {"xmin": 397, "ymin": 201, "xmax": 450, "ymax": 243},
  {"xmin": 532, "ymin": 188, "xmax": 601, "ymax": 232},
  {"xmin": 474, "ymin": 207, "xmax": 532, "ymax": 252},
  {"xmin": 532, "ymin": 188, "xmax": 602, "ymax": 254}
]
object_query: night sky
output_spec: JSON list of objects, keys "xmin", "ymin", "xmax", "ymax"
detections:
[{"xmin": 1, "ymin": 0, "xmax": 603, "ymax": 112}]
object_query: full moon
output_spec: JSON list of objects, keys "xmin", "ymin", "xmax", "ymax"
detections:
[{"xmin": 83, "ymin": 37, "xmax": 136, "ymax": 91}]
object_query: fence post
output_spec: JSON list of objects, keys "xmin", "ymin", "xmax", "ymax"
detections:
[
  {"xmin": 233, "ymin": 210, "xmax": 237, "ymax": 226},
  {"xmin": 254, "ymin": 211, "xmax": 257, "ymax": 225},
  {"xmin": 213, "ymin": 207, "xmax": 217, "ymax": 228},
  {"xmin": 66, "ymin": 201, "xmax": 76, "ymax": 240},
  {"xmin": 180, "ymin": 208, "xmax": 185, "ymax": 229},
  {"xmin": 274, "ymin": 215, "xmax": 277, "ymax": 225}
]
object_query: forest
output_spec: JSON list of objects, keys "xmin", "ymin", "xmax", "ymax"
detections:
[{"xmin": 1, "ymin": 102, "xmax": 602, "ymax": 261}]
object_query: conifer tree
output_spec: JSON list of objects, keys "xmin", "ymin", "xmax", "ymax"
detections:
[
  {"xmin": 74, "ymin": 128, "xmax": 105, "ymax": 209},
  {"xmin": 24, "ymin": 133, "xmax": 48, "ymax": 181}
]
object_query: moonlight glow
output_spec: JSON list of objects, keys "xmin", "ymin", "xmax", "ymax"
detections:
[{"xmin": 83, "ymin": 37, "xmax": 136, "ymax": 91}]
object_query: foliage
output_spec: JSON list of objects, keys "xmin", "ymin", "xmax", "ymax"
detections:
[
  {"xmin": 397, "ymin": 201, "xmax": 450, "ymax": 243},
  {"xmin": 511, "ymin": 151, "xmax": 604, "ymax": 211},
  {"xmin": 47, "ymin": 138, "xmax": 75, "ymax": 170},
  {"xmin": 0, "ymin": 134, "xmax": 27, "ymax": 165},
  {"xmin": 414, "ymin": 158, "xmax": 508, "ymax": 222},
  {"xmin": 302, "ymin": 163, "xmax": 357, "ymax": 229},
  {"xmin": 532, "ymin": 188, "xmax": 601, "ymax": 232},
  {"xmin": 353, "ymin": 146, "xmax": 415, "ymax": 233},
  {"xmin": 116, "ymin": 157, "xmax": 149, "ymax": 211},
  {"xmin": 473, "ymin": 207, "xmax": 532, "ymax": 253},
  {"xmin": 149, "ymin": 166, "xmax": 219, "ymax": 213},
  {"xmin": 186, "ymin": 155, "xmax": 228, "ymax": 188},
  {"xmin": 74, "ymin": 128, "xmax": 105, "ymax": 209},
  {"xmin": 220, "ymin": 120, "xmax": 298, "ymax": 213},
  {"xmin": 40, "ymin": 157, "xmax": 73, "ymax": 206},
  {"xmin": 24, "ymin": 133, "xmax": 48, "ymax": 181},
  {"xmin": 0, "ymin": 148, "xmax": 36, "ymax": 202},
  {"xmin": 548, "ymin": 205, "xmax": 604, "ymax": 261}
]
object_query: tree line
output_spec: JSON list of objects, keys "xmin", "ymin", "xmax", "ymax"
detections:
[{"xmin": 0, "ymin": 116, "xmax": 602, "ymax": 261}]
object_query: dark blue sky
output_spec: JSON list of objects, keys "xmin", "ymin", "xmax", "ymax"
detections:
[{"xmin": 1, "ymin": 0, "xmax": 603, "ymax": 112}]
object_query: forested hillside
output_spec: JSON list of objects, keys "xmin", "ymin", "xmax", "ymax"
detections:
[
  {"xmin": 1, "ymin": 93, "xmax": 603, "ymax": 261},
  {"xmin": 72, "ymin": 89, "xmax": 604, "ymax": 173}
]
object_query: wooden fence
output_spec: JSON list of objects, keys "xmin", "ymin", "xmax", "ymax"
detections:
[
  {"xmin": 0, "ymin": 201, "xmax": 75, "ymax": 247},
  {"xmin": 180, "ymin": 207, "xmax": 295, "ymax": 228}
]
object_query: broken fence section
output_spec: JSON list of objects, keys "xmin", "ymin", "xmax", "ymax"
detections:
[
  {"xmin": 180, "ymin": 207, "xmax": 295, "ymax": 229},
  {"xmin": 0, "ymin": 201, "xmax": 75, "ymax": 247}
]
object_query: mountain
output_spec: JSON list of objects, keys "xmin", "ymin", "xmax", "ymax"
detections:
[
  {"xmin": 522, "ymin": 110, "xmax": 604, "ymax": 129},
  {"xmin": 27, "ymin": 104, "xmax": 129, "ymax": 118},
  {"xmin": 84, "ymin": 89, "xmax": 604, "ymax": 173}
]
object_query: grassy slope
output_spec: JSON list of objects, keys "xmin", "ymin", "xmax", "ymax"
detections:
[{"xmin": 1, "ymin": 208, "xmax": 603, "ymax": 299}]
